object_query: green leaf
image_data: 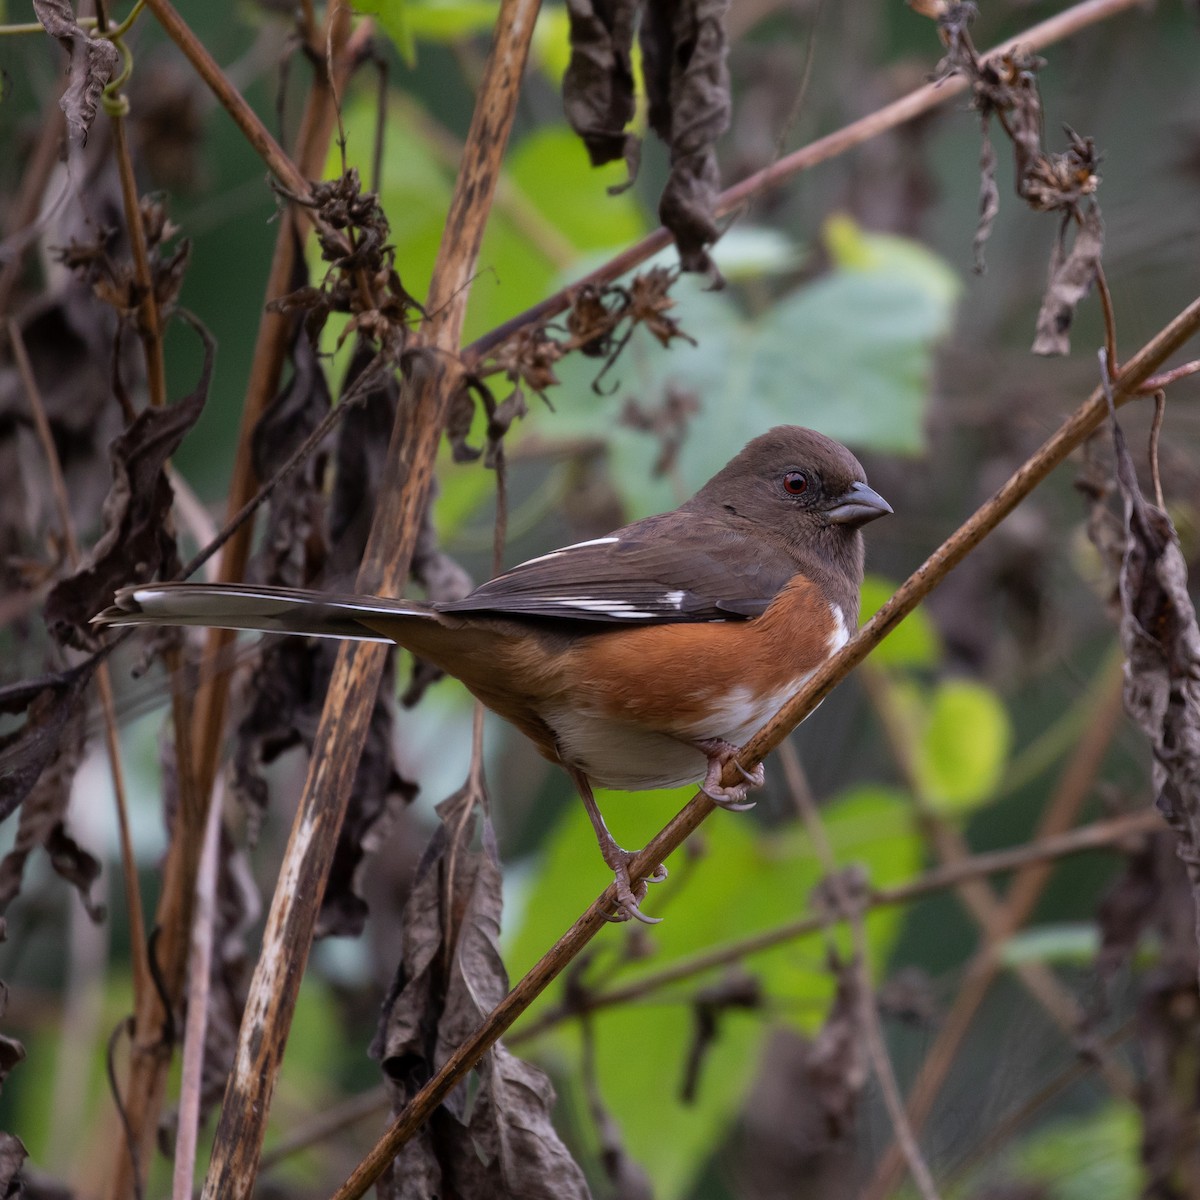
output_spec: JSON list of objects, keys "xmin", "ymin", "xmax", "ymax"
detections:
[
  {"xmin": 354, "ymin": 0, "xmax": 416, "ymax": 66},
  {"xmin": 1011, "ymin": 1104, "xmax": 1139, "ymax": 1200},
  {"xmin": 538, "ymin": 217, "xmax": 960, "ymax": 518},
  {"xmin": 1000, "ymin": 922, "xmax": 1100, "ymax": 967},
  {"xmin": 859, "ymin": 575, "xmax": 940, "ymax": 668},
  {"xmin": 507, "ymin": 127, "xmax": 646, "ymax": 254},
  {"xmin": 913, "ymin": 679, "xmax": 1011, "ymax": 814},
  {"xmin": 506, "ymin": 784, "xmax": 919, "ymax": 1199},
  {"xmin": 406, "ymin": 0, "xmax": 500, "ymax": 41}
]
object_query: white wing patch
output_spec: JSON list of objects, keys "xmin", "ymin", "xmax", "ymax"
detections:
[
  {"xmin": 545, "ymin": 597, "xmax": 656, "ymax": 619},
  {"xmin": 515, "ymin": 536, "xmax": 619, "ymax": 569}
]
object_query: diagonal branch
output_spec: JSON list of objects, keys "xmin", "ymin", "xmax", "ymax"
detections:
[{"xmin": 331, "ymin": 290, "xmax": 1200, "ymax": 1200}]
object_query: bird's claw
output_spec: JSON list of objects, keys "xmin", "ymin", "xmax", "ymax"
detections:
[
  {"xmin": 699, "ymin": 782, "xmax": 758, "ymax": 811},
  {"xmin": 600, "ymin": 850, "xmax": 667, "ymax": 924},
  {"xmin": 696, "ymin": 739, "xmax": 765, "ymax": 811}
]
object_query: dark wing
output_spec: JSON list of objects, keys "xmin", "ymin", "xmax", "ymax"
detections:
[{"xmin": 437, "ymin": 512, "xmax": 799, "ymax": 623}]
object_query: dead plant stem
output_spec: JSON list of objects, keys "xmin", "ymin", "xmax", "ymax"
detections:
[{"xmin": 201, "ymin": 2, "xmax": 542, "ymax": 1193}]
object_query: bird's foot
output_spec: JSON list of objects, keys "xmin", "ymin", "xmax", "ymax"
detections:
[
  {"xmin": 695, "ymin": 739, "xmax": 765, "ymax": 811},
  {"xmin": 599, "ymin": 845, "xmax": 668, "ymax": 925}
]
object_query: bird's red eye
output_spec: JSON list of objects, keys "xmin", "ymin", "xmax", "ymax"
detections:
[{"xmin": 783, "ymin": 471, "xmax": 808, "ymax": 496}]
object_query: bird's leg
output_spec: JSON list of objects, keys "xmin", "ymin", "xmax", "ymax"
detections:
[
  {"xmin": 692, "ymin": 738, "xmax": 765, "ymax": 811},
  {"xmin": 567, "ymin": 768, "xmax": 667, "ymax": 925}
]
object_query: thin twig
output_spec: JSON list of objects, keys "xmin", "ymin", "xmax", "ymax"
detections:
[
  {"xmin": 784, "ymin": 741, "xmax": 942, "ymax": 1199},
  {"xmin": 1149, "ymin": 390, "xmax": 1166, "ymax": 510},
  {"xmin": 332, "ymin": 284, "xmax": 1200, "ymax": 1200},
  {"xmin": 509, "ymin": 807, "xmax": 1161, "ymax": 1045},
  {"xmin": 1140, "ymin": 358, "xmax": 1200, "ymax": 392},
  {"xmin": 1095, "ymin": 262, "xmax": 1119, "ymax": 376}
]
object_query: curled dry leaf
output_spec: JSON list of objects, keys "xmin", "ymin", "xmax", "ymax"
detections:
[
  {"xmin": 640, "ymin": 0, "xmax": 731, "ymax": 281},
  {"xmin": 373, "ymin": 799, "xmax": 589, "ymax": 1200},
  {"xmin": 804, "ymin": 955, "xmax": 868, "ymax": 1140},
  {"xmin": 619, "ymin": 385, "xmax": 700, "ymax": 477},
  {"xmin": 563, "ymin": 0, "xmax": 640, "ymax": 178},
  {"xmin": 564, "ymin": 0, "xmax": 730, "ymax": 280},
  {"xmin": 931, "ymin": 2, "xmax": 1104, "ymax": 349},
  {"xmin": 0, "ymin": 668, "xmax": 92, "ymax": 827},
  {"xmin": 43, "ymin": 324, "xmax": 213, "ymax": 648},
  {"xmin": 732, "ymin": 1025, "xmax": 857, "ymax": 1200},
  {"xmin": 0, "ymin": 704, "xmax": 103, "ymax": 922},
  {"xmin": 1106, "ymin": 399, "xmax": 1200, "ymax": 979},
  {"xmin": 34, "ymin": 0, "xmax": 120, "ymax": 148},
  {"xmin": 1031, "ymin": 204, "xmax": 1104, "ymax": 357},
  {"xmin": 248, "ymin": 268, "xmax": 333, "ymax": 590},
  {"xmin": 0, "ymin": 1134, "xmax": 27, "ymax": 1196},
  {"xmin": 231, "ymin": 337, "xmax": 420, "ymax": 937}
]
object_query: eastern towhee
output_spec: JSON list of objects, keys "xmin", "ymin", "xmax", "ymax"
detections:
[{"xmin": 96, "ymin": 426, "xmax": 891, "ymax": 921}]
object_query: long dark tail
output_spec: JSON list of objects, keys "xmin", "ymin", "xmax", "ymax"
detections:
[{"xmin": 92, "ymin": 582, "xmax": 437, "ymax": 643}]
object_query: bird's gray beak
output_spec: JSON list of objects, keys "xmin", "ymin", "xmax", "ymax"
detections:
[{"xmin": 825, "ymin": 481, "xmax": 893, "ymax": 527}]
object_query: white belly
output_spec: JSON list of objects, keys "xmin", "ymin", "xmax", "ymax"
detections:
[{"xmin": 543, "ymin": 676, "xmax": 815, "ymax": 791}]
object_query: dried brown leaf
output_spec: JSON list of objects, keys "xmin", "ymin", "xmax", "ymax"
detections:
[
  {"xmin": 374, "ymin": 799, "xmax": 588, "ymax": 1199},
  {"xmin": 1106, "ymin": 399, "xmax": 1200, "ymax": 979},
  {"xmin": 0, "ymin": 1134, "xmax": 27, "ymax": 1196},
  {"xmin": 731, "ymin": 1026, "xmax": 857, "ymax": 1199},
  {"xmin": 973, "ymin": 116, "xmax": 999, "ymax": 272},
  {"xmin": 0, "ymin": 705, "xmax": 102, "ymax": 921},
  {"xmin": 804, "ymin": 956, "xmax": 868, "ymax": 1139},
  {"xmin": 0, "ymin": 1043, "xmax": 24, "ymax": 1100},
  {"xmin": 43, "ymin": 325, "xmax": 213, "ymax": 647},
  {"xmin": 562, "ymin": 0, "xmax": 640, "ymax": 176},
  {"xmin": 640, "ymin": 0, "xmax": 731, "ymax": 281},
  {"xmin": 248, "ymin": 275, "xmax": 333, "ymax": 589},
  {"xmin": 0, "ymin": 669, "xmax": 91, "ymax": 827},
  {"xmin": 1031, "ymin": 205, "xmax": 1103, "ymax": 357},
  {"xmin": 34, "ymin": 0, "xmax": 119, "ymax": 148}
]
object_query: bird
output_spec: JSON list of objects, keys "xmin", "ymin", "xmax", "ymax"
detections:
[{"xmin": 94, "ymin": 425, "xmax": 891, "ymax": 922}]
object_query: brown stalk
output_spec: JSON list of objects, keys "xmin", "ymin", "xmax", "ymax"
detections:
[
  {"xmin": 170, "ymin": 778, "xmax": 224, "ymax": 1200},
  {"xmin": 863, "ymin": 657, "xmax": 1129, "ymax": 1200},
  {"xmin": 104, "ymin": 12, "xmax": 361, "ymax": 1199},
  {"xmin": 466, "ymin": 0, "xmax": 1145, "ymax": 367},
  {"xmin": 102, "ymin": 54, "xmax": 207, "ymax": 1195},
  {"xmin": 332, "ymin": 292, "xmax": 1200, "ymax": 1199},
  {"xmin": 200, "ymin": 2, "xmax": 542, "ymax": 1194},
  {"xmin": 786, "ymin": 743, "xmax": 942, "ymax": 1200}
]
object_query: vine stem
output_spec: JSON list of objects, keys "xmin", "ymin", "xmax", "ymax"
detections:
[{"xmin": 332, "ymin": 288, "xmax": 1200, "ymax": 1200}]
